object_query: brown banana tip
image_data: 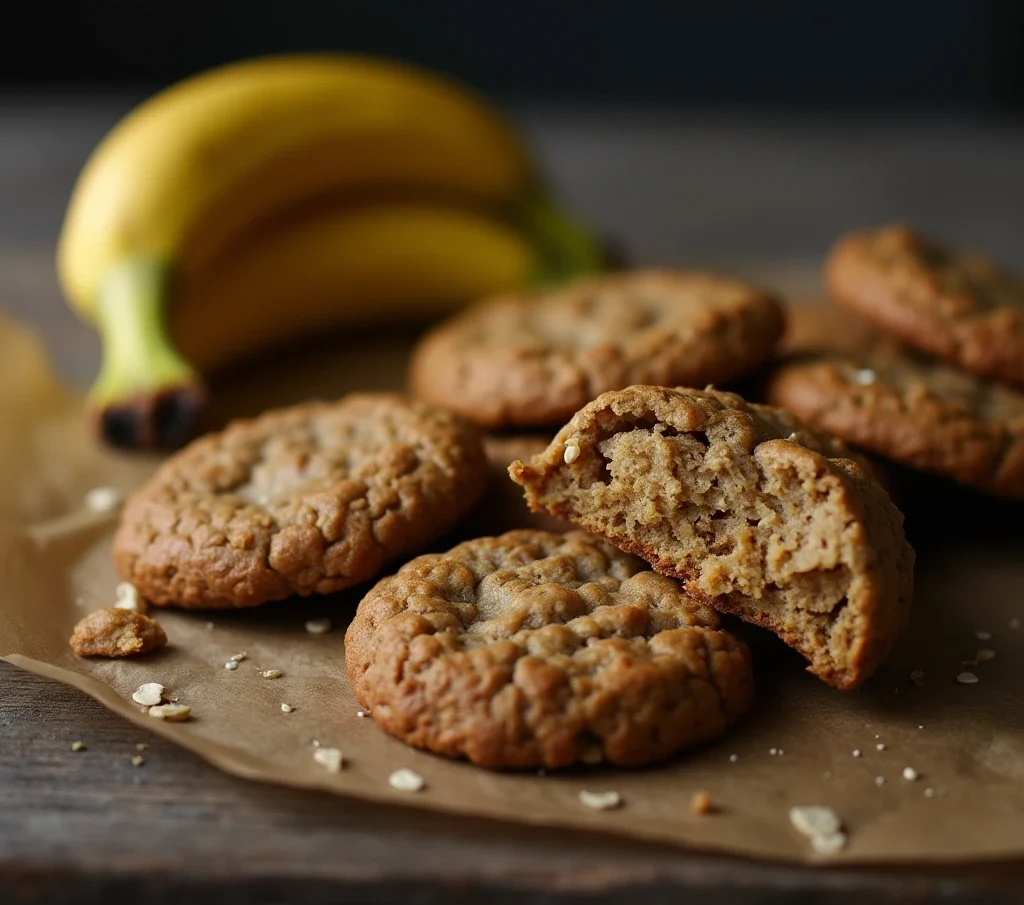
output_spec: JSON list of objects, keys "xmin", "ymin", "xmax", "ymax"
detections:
[{"xmin": 95, "ymin": 383, "xmax": 207, "ymax": 451}]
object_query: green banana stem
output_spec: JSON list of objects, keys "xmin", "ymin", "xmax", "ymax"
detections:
[
  {"xmin": 90, "ymin": 257, "xmax": 204, "ymax": 449},
  {"xmin": 514, "ymin": 190, "xmax": 608, "ymax": 285}
]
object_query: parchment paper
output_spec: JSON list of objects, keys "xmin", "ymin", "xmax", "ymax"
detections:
[{"xmin": 3, "ymin": 304, "xmax": 1024, "ymax": 866}]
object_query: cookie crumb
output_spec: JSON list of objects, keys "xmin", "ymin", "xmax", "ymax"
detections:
[
  {"xmin": 230, "ymin": 652, "xmax": 247, "ymax": 662},
  {"xmin": 977, "ymin": 649, "xmax": 996, "ymax": 662},
  {"xmin": 281, "ymin": 703, "xmax": 294, "ymax": 713},
  {"xmin": 388, "ymin": 768, "xmax": 425, "ymax": 792},
  {"xmin": 909, "ymin": 669, "xmax": 925, "ymax": 686},
  {"xmin": 85, "ymin": 486, "xmax": 122, "ymax": 513},
  {"xmin": 875, "ymin": 775, "xmax": 885, "ymax": 786},
  {"xmin": 148, "ymin": 703, "xmax": 191, "ymax": 722},
  {"xmin": 131, "ymin": 755, "xmax": 145, "ymax": 767},
  {"xmin": 305, "ymin": 617, "xmax": 332, "ymax": 635},
  {"xmin": 71, "ymin": 741, "xmax": 85, "ymax": 752},
  {"xmin": 260, "ymin": 668, "xmax": 283, "ymax": 679},
  {"xmin": 902, "ymin": 766, "xmax": 919, "ymax": 781},
  {"xmin": 852, "ymin": 749, "xmax": 862, "ymax": 758},
  {"xmin": 313, "ymin": 747, "xmax": 344, "ymax": 772},
  {"xmin": 956, "ymin": 671, "xmax": 979, "ymax": 684},
  {"xmin": 975, "ymin": 629, "xmax": 992, "ymax": 641},
  {"xmin": 789, "ymin": 806, "xmax": 844, "ymax": 854},
  {"xmin": 131, "ymin": 683, "xmax": 165, "ymax": 707},
  {"xmin": 113, "ymin": 582, "xmax": 146, "ymax": 613},
  {"xmin": 563, "ymin": 439, "xmax": 581, "ymax": 465},
  {"xmin": 356, "ymin": 710, "xmax": 371, "ymax": 718},
  {"xmin": 70, "ymin": 608, "xmax": 167, "ymax": 658},
  {"xmin": 924, "ymin": 787, "xmax": 936, "ymax": 798},
  {"xmin": 876, "ymin": 743, "xmax": 886, "ymax": 752},
  {"xmin": 728, "ymin": 753, "xmax": 738, "ymax": 763},
  {"xmin": 579, "ymin": 790, "xmax": 621, "ymax": 811},
  {"xmin": 690, "ymin": 791, "xmax": 714, "ymax": 814}
]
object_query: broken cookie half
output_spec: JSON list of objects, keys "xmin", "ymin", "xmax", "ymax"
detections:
[{"xmin": 509, "ymin": 386, "xmax": 915, "ymax": 690}]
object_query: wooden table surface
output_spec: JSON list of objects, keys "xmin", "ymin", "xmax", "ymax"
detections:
[{"xmin": 5, "ymin": 96, "xmax": 1024, "ymax": 904}]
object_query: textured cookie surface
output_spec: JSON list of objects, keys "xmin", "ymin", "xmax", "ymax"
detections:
[
  {"xmin": 766, "ymin": 338, "xmax": 1024, "ymax": 500},
  {"xmin": 346, "ymin": 530, "xmax": 753, "ymax": 768},
  {"xmin": 827, "ymin": 223, "xmax": 1024, "ymax": 387},
  {"xmin": 114, "ymin": 394, "xmax": 488, "ymax": 608},
  {"xmin": 509, "ymin": 387, "xmax": 914, "ymax": 690},
  {"xmin": 409, "ymin": 270, "xmax": 786, "ymax": 428}
]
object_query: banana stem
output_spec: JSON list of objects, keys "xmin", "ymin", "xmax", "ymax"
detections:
[
  {"xmin": 90, "ymin": 257, "xmax": 204, "ymax": 449},
  {"xmin": 515, "ymin": 190, "xmax": 607, "ymax": 285}
]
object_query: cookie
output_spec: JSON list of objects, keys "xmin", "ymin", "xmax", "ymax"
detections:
[
  {"xmin": 766, "ymin": 337, "xmax": 1024, "ymax": 500},
  {"xmin": 409, "ymin": 270, "xmax": 786, "ymax": 428},
  {"xmin": 113, "ymin": 394, "xmax": 488, "ymax": 608},
  {"xmin": 509, "ymin": 387, "xmax": 914, "ymax": 690},
  {"xmin": 346, "ymin": 529, "xmax": 753, "ymax": 768},
  {"xmin": 70, "ymin": 607, "xmax": 167, "ymax": 657},
  {"xmin": 779, "ymin": 304, "xmax": 878, "ymax": 357},
  {"xmin": 827, "ymin": 223, "xmax": 1024, "ymax": 387}
]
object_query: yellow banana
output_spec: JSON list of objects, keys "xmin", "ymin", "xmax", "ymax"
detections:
[{"xmin": 56, "ymin": 53, "xmax": 605, "ymax": 448}]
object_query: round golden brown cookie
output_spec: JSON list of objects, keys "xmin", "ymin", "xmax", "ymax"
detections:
[
  {"xmin": 509, "ymin": 387, "xmax": 915, "ymax": 691},
  {"xmin": 766, "ymin": 338, "xmax": 1024, "ymax": 501},
  {"xmin": 408, "ymin": 270, "xmax": 786, "ymax": 429},
  {"xmin": 346, "ymin": 529, "xmax": 753, "ymax": 769},
  {"xmin": 827, "ymin": 223, "xmax": 1024, "ymax": 387},
  {"xmin": 113, "ymin": 394, "xmax": 488, "ymax": 608}
]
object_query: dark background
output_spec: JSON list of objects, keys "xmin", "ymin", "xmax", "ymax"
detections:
[{"xmin": 5, "ymin": 0, "xmax": 1024, "ymax": 112}]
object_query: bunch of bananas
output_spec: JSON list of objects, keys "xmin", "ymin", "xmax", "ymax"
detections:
[{"xmin": 57, "ymin": 54, "xmax": 606, "ymax": 449}]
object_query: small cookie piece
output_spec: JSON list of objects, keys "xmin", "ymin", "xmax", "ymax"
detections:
[
  {"xmin": 346, "ymin": 530, "xmax": 753, "ymax": 768},
  {"xmin": 114, "ymin": 394, "xmax": 488, "ymax": 608},
  {"xmin": 766, "ymin": 339, "xmax": 1024, "ymax": 500},
  {"xmin": 827, "ymin": 223, "xmax": 1024, "ymax": 387},
  {"xmin": 70, "ymin": 607, "xmax": 167, "ymax": 657},
  {"xmin": 509, "ymin": 387, "xmax": 914, "ymax": 690},
  {"xmin": 409, "ymin": 270, "xmax": 786, "ymax": 428}
]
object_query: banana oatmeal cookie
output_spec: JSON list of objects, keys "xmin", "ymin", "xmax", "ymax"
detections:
[
  {"xmin": 509, "ymin": 387, "xmax": 914, "ymax": 690},
  {"xmin": 113, "ymin": 394, "xmax": 488, "ymax": 608},
  {"xmin": 827, "ymin": 223, "xmax": 1024, "ymax": 387},
  {"xmin": 409, "ymin": 270, "xmax": 786, "ymax": 429},
  {"xmin": 346, "ymin": 529, "xmax": 753, "ymax": 768}
]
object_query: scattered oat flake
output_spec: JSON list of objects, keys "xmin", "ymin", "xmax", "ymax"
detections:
[
  {"xmin": 261, "ymin": 669, "xmax": 283, "ymax": 679},
  {"xmin": 924, "ymin": 787, "xmax": 936, "ymax": 798},
  {"xmin": 357, "ymin": 710, "xmax": 371, "ymax": 718},
  {"xmin": 389, "ymin": 768, "xmax": 425, "ymax": 792},
  {"xmin": 230, "ymin": 652, "xmax": 247, "ymax": 662},
  {"xmin": 789, "ymin": 806, "xmax": 841, "ymax": 839},
  {"xmin": 811, "ymin": 832, "xmax": 848, "ymax": 855},
  {"xmin": 975, "ymin": 629, "xmax": 992, "ymax": 641},
  {"xmin": 85, "ymin": 486, "xmax": 122, "ymax": 512},
  {"xmin": 313, "ymin": 747, "xmax": 343, "ymax": 772},
  {"xmin": 71, "ymin": 741, "xmax": 85, "ymax": 752},
  {"xmin": 579, "ymin": 790, "xmax": 621, "ymax": 811},
  {"xmin": 902, "ymin": 766, "xmax": 919, "ymax": 781},
  {"xmin": 728, "ymin": 754, "xmax": 738, "ymax": 763},
  {"xmin": 148, "ymin": 703, "xmax": 191, "ymax": 722},
  {"xmin": 852, "ymin": 749, "xmax": 862, "ymax": 758},
  {"xmin": 224, "ymin": 660, "xmax": 238, "ymax": 671},
  {"xmin": 769, "ymin": 747, "xmax": 778, "ymax": 756},
  {"xmin": 875, "ymin": 776, "xmax": 885, "ymax": 786},
  {"xmin": 312, "ymin": 739, "xmax": 321, "ymax": 748},
  {"xmin": 977, "ymin": 649, "xmax": 996, "ymax": 662},
  {"xmin": 281, "ymin": 703, "xmax": 294, "ymax": 713},
  {"xmin": 876, "ymin": 743, "xmax": 886, "ymax": 751},
  {"xmin": 563, "ymin": 439, "xmax": 581, "ymax": 464},
  {"xmin": 690, "ymin": 791, "xmax": 714, "ymax": 815},
  {"xmin": 131, "ymin": 683, "xmax": 164, "ymax": 706},
  {"xmin": 113, "ymin": 582, "xmax": 145, "ymax": 613},
  {"xmin": 957, "ymin": 672, "xmax": 979, "ymax": 685},
  {"xmin": 305, "ymin": 617, "xmax": 332, "ymax": 635},
  {"xmin": 131, "ymin": 755, "xmax": 145, "ymax": 766}
]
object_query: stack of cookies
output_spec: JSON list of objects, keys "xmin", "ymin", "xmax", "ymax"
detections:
[{"xmin": 98, "ymin": 260, "xmax": 929, "ymax": 771}]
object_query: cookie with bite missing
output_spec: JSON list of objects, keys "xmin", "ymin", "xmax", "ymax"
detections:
[
  {"xmin": 113, "ymin": 394, "xmax": 488, "ymax": 608},
  {"xmin": 409, "ymin": 270, "xmax": 786, "ymax": 429},
  {"xmin": 509, "ymin": 386, "xmax": 914, "ymax": 690},
  {"xmin": 827, "ymin": 223, "xmax": 1024, "ymax": 387},
  {"xmin": 346, "ymin": 529, "xmax": 753, "ymax": 768}
]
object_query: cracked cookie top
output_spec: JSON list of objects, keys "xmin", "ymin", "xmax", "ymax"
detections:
[
  {"xmin": 408, "ymin": 270, "xmax": 786, "ymax": 429},
  {"xmin": 113, "ymin": 394, "xmax": 488, "ymax": 608},
  {"xmin": 345, "ymin": 529, "xmax": 753, "ymax": 768}
]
